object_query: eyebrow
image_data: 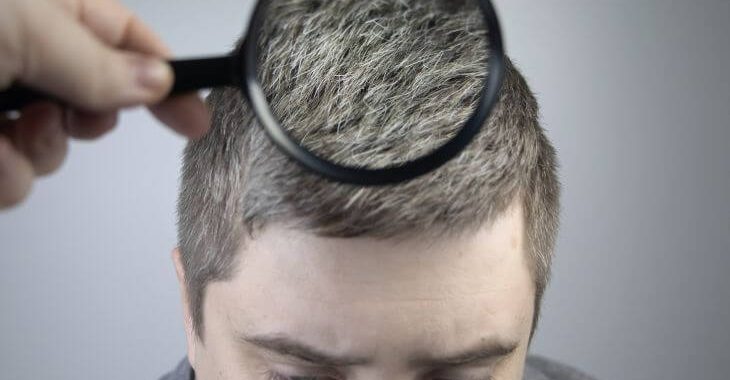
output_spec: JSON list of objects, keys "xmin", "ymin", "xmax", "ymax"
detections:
[{"xmin": 237, "ymin": 333, "xmax": 518, "ymax": 368}]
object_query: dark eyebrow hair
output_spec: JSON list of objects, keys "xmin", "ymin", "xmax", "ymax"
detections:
[
  {"xmin": 239, "ymin": 334, "xmax": 371, "ymax": 367},
  {"xmin": 407, "ymin": 338, "xmax": 519, "ymax": 367},
  {"xmin": 237, "ymin": 333, "xmax": 518, "ymax": 368}
]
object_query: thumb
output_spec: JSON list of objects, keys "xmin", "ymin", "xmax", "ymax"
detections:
[{"xmin": 14, "ymin": 2, "xmax": 172, "ymax": 111}]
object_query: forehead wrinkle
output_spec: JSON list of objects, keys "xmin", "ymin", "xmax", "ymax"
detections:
[
  {"xmin": 270, "ymin": 253, "xmax": 525, "ymax": 305},
  {"xmin": 277, "ymin": 286, "xmax": 515, "ymax": 306},
  {"xmin": 248, "ymin": 242, "xmax": 522, "ymax": 303}
]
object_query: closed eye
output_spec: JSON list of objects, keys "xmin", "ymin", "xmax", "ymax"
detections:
[
  {"xmin": 268, "ymin": 372, "xmax": 495, "ymax": 380},
  {"xmin": 268, "ymin": 372, "xmax": 329, "ymax": 380}
]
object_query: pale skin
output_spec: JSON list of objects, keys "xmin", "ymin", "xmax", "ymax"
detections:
[
  {"xmin": 0, "ymin": 0, "xmax": 210, "ymax": 209},
  {"xmin": 173, "ymin": 199, "xmax": 536, "ymax": 380}
]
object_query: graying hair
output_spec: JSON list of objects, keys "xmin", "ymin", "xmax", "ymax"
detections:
[{"xmin": 178, "ymin": 0, "xmax": 560, "ymax": 344}]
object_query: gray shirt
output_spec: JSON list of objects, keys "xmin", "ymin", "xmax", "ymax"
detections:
[{"xmin": 160, "ymin": 356, "xmax": 597, "ymax": 380}]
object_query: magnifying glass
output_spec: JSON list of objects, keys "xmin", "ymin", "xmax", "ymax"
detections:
[{"xmin": 0, "ymin": 0, "xmax": 505, "ymax": 186}]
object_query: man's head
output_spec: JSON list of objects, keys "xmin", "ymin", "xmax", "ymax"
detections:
[{"xmin": 174, "ymin": 1, "xmax": 560, "ymax": 379}]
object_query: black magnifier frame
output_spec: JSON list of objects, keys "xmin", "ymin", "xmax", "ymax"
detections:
[{"xmin": 0, "ymin": 0, "xmax": 505, "ymax": 186}]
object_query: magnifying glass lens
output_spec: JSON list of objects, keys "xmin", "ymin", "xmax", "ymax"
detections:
[{"xmin": 253, "ymin": 0, "xmax": 491, "ymax": 170}]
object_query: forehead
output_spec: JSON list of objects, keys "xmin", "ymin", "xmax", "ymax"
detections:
[{"xmin": 206, "ymin": 200, "xmax": 534, "ymax": 357}]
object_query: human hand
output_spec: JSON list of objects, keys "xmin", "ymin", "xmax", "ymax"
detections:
[{"xmin": 0, "ymin": 0, "xmax": 210, "ymax": 209}]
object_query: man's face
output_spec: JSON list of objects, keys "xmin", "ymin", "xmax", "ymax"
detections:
[{"xmin": 175, "ymin": 200, "xmax": 535, "ymax": 380}]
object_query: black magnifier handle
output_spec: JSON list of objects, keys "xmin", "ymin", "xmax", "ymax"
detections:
[
  {"xmin": 0, "ymin": 54, "xmax": 240, "ymax": 113},
  {"xmin": 168, "ymin": 55, "xmax": 240, "ymax": 94}
]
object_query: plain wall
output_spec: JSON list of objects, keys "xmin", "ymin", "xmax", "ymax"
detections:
[{"xmin": 0, "ymin": 1, "xmax": 728, "ymax": 379}]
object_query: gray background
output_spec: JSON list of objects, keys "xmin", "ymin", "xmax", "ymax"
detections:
[{"xmin": 1, "ymin": 0, "xmax": 728, "ymax": 379}]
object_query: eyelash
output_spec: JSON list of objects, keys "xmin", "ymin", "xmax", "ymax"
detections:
[
  {"xmin": 268, "ymin": 372, "xmax": 322, "ymax": 380},
  {"xmin": 267, "ymin": 371, "xmax": 495, "ymax": 380}
]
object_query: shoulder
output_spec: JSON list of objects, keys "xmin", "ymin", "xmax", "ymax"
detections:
[
  {"xmin": 523, "ymin": 355, "xmax": 598, "ymax": 380},
  {"xmin": 159, "ymin": 357, "xmax": 194, "ymax": 380}
]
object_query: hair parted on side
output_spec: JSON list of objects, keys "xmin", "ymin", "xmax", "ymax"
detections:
[{"xmin": 177, "ymin": 0, "xmax": 560, "ymax": 343}]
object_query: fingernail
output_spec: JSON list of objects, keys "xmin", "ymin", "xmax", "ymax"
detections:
[{"xmin": 135, "ymin": 57, "xmax": 173, "ymax": 92}]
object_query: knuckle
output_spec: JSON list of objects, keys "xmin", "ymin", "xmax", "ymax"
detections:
[{"xmin": 74, "ymin": 50, "xmax": 121, "ymax": 111}]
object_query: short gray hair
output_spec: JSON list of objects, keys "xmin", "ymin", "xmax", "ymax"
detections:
[{"xmin": 177, "ymin": 0, "xmax": 560, "ymax": 343}]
